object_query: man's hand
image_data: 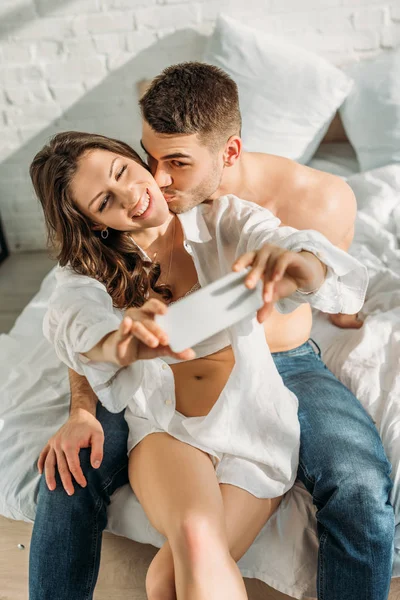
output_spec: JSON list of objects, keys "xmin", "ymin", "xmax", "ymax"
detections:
[
  {"xmin": 38, "ymin": 408, "xmax": 104, "ymax": 496},
  {"xmin": 233, "ymin": 244, "xmax": 327, "ymax": 322}
]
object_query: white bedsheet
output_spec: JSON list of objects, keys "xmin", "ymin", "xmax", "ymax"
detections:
[{"xmin": 0, "ymin": 161, "xmax": 399, "ymax": 599}]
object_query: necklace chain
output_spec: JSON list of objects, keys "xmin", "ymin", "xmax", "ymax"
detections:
[{"xmin": 154, "ymin": 217, "xmax": 176, "ymax": 285}]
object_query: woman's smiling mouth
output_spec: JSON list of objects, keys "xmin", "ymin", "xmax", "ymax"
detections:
[{"xmin": 130, "ymin": 190, "xmax": 151, "ymax": 219}]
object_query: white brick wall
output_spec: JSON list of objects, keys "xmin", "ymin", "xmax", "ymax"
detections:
[{"xmin": 0, "ymin": 0, "xmax": 399, "ymax": 251}]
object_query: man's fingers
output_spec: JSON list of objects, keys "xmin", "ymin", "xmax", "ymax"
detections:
[
  {"xmin": 44, "ymin": 448, "xmax": 57, "ymax": 491},
  {"xmin": 232, "ymin": 251, "xmax": 256, "ymax": 272},
  {"xmin": 37, "ymin": 444, "xmax": 50, "ymax": 474},
  {"xmin": 271, "ymin": 253, "xmax": 291, "ymax": 282},
  {"xmin": 55, "ymin": 450, "xmax": 75, "ymax": 496},
  {"xmin": 65, "ymin": 450, "xmax": 87, "ymax": 488},
  {"xmin": 90, "ymin": 431, "xmax": 104, "ymax": 469},
  {"xmin": 245, "ymin": 252, "xmax": 268, "ymax": 289},
  {"xmin": 257, "ymin": 301, "xmax": 274, "ymax": 323},
  {"xmin": 263, "ymin": 280, "xmax": 275, "ymax": 303}
]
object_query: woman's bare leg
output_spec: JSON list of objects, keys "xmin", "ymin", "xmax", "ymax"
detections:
[
  {"xmin": 128, "ymin": 433, "xmax": 247, "ymax": 600},
  {"xmin": 142, "ymin": 477, "xmax": 282, "ymax": 599},
  {"xmin": 219, "ymin": 483, "xmax": 282, "ymax": 561}
]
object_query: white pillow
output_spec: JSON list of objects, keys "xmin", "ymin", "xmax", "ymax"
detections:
[
  {"xmin": 203, "ymin": 15, "xmax": 353, "ymax": 164},
  {"xmin": 340, "ymin": 49, "xmax": 400, "ymax": 172}
]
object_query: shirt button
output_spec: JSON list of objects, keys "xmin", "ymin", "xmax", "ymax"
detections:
[
  {"xmin": 165, "ymin": 399, "xmax": 173, "ymax": 406},
  {"xmin": 162, "ymin": 363, "xmax": 168, "ymax": 370}
]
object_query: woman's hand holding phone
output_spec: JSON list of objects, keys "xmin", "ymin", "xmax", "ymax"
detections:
[{"xmin": 104, "ymin": 298, "xmax": 195, "ymax": 366}]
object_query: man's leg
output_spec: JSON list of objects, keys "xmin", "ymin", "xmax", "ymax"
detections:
[
  {"xmin": 29, "ymin": 404, "xmax": 129, "ymax": 600},
  {"xmin": 273, "ymin": 341, "xmax": 394, "ymax": 600}
]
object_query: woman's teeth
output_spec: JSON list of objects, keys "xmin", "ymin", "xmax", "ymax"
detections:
[{"xmin": 132, "ymin": 192, "xmax": 150, "ymax": 217}]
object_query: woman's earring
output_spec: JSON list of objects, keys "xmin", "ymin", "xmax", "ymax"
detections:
[{"xmin": 101, "ymin": 228, "xmax": 109, "ymax": 240}]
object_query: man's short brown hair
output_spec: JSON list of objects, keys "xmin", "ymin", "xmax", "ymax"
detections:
[{"xmin": 139, "ymin": 62, "xmax": 241, "ymax": 148}]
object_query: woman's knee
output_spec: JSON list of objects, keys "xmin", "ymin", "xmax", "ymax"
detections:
[
  {"xmin": 170, "ymin": 512, "xmax": 227, "ymax": 565},
  {"xmin": 146, "ymin": 566, "xmax": 175, "ymax": 600}
]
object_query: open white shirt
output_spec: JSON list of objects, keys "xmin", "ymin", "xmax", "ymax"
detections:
[{"xmin": 44, "ymin": 195, "xmax": 368, "ymax": 497}]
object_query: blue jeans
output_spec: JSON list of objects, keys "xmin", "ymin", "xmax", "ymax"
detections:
[{"xmin": 29, "ymin": 341, "xmax": 394, "ymax": 600}]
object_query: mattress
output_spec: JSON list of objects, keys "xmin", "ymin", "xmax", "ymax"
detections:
[{"xmin": 1, "ymin": 160, "xmax": 399, "ymax": 599}]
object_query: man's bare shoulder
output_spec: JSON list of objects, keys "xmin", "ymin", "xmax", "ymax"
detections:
[{"xmin": 246, "ymin": 152, "xmax": 356, "ymax": 248}]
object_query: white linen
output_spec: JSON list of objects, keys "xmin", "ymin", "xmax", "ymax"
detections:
[
  {"xmin": 340, "ymin": 49, "xmax": 400, "ymax": 172},
  {"xmin": 203, "ymin": 14, "xmax": 353, "ymax": 165},
  {"xmin": 0, "ymin": 177, "xmax": 397, "ymax": 597},
  {"xmin": 312, "ymin": 164, "xmax": 400, "ymax": 572},
  {"xmin": 45, "ymin": 195, "xmax": 367, "ymax": 500}
]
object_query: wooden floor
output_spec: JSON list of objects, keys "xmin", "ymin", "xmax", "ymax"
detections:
[
  {"xmin": 1, "ymin": 252, "xmax": 400, "ymax": 599},
  {"xmin": 2, "ymin": 517, "xmax": 400, "ymax": 600}
]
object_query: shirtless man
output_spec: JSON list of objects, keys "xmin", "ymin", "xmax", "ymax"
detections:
[{"xmin": 30, "ymin": 63, "xmax": 394, "ymax": 600}]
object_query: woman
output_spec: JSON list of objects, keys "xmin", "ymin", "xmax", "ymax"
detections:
[{"xmin": 31, "ymin": 131, "xmax": 367, "ymax": 600}]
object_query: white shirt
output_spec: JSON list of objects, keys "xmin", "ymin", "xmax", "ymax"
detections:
[{"xmin": 44, "ymin": 195, "xmax": 368, "ymax": 497}]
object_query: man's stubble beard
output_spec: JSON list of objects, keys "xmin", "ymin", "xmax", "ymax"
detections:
[{"xmin": 168, "ymin": 163, "xmax": 224, "ymax": 215}]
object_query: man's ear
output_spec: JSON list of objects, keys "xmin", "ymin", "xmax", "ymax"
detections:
[{"xmin": 223, "ymin": 136, "xmax": 242, "ymax": 167}]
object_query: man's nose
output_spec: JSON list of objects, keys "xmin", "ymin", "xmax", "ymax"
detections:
[{"xmin": 153, "ymin": 165, "xmax": 172, "ymax": 189}]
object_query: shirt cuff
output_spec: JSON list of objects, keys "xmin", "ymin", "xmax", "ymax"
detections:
[
  {"xmin": 89, "ymin": 360, "xmax": 144, "ymax": 414},
  {"xmin": 275, "ymin": 234, "xmax": 368, "ymax": 315}
]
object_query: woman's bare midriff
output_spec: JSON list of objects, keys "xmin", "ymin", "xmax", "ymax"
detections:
[
  {"xmin": 171, "ymin": 346, "xmax": 235, "ymax": 417},
  {"xmin": 170, "ymin": 305, "xmax": 312, "ymax": 418}
]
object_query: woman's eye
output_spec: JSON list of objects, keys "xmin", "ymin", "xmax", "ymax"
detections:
[
  {"xmin": 99, "ymin": 195, "xmax": 110, "ymax": 213},
  {"xmin": 116, "ymin": 165, "xmax": 127, "ymax": 180}
]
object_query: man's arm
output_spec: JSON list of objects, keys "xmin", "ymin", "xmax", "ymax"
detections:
[
  {"xmin": 283, "ymin": 172, "xmax": 357, "ymax": 250},
  {"xmin": 285, "ymin": 172, "xmax": 363, "ymax": 328},
  {"xmin": 69, "ymin": 369, "xmax": 98, "ymax": 416}
]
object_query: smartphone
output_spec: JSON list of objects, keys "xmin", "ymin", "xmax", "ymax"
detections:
[{"xmin": 155, "ymin": 269, "xmax": 263, "ymax": 353}]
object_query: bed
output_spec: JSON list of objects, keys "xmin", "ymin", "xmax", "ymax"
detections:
[
  {"xmin": 1, "ymin": 14, "xmax": 400, "ymax": 600},
  {"xmin": 1, "ymin": 131, "xmax": 400, "ymax": 600}
]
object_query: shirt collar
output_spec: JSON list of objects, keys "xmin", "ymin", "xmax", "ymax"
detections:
[
  {"xmin": 130, "ymin": 205, "xmax": 212, "ymax": 261},
  {"xmin": 177, "ymin": 205, "xmax": 212, "ymax": 243},
  {"xmin": 129, "ymin": 238, "xmax": 151, "ymax": 262}
]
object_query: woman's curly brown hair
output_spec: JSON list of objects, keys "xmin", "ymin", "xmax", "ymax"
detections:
[{"xmin": 30, "ymin": 131, "xmax": 171, "ymax": 309}]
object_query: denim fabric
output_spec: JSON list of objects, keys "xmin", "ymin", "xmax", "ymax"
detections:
[
  {"xmin": 29, "ymin": 403, "xmax": 129, "ymax": 600},
  {"xmin": 29, "ymin": 341, "xmax": 394, "ymax": 600},
  {"xmin": 274, "ymin": 341, "xmax": 394, "ymax": 600}
]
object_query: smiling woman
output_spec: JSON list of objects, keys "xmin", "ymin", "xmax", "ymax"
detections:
[{"xmin": 29, "ymin": 131, "xmax": 173, "ymax": 309}]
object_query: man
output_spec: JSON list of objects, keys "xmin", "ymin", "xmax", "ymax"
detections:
[{"xmin": 30, "ymin": 63, "xmax": 394, "ymax": 600}]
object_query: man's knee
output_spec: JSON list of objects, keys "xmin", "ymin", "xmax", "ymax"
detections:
[{"xmin": 316, "ymin": 462, "xmax": 394, "ymax": 543}]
